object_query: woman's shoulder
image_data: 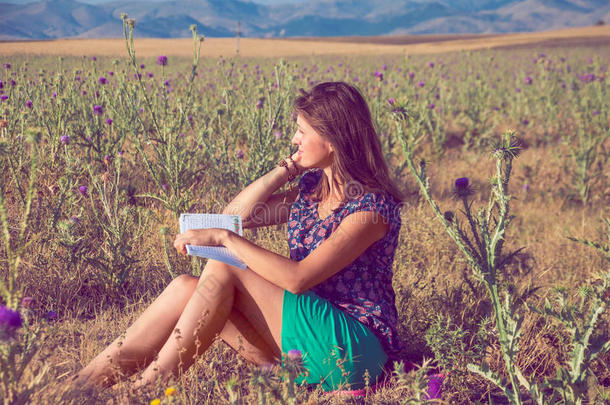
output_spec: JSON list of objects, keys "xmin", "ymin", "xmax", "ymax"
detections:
[{"xmin": 345, "ymin": 189, "xmax": 403, "ymax": 224}]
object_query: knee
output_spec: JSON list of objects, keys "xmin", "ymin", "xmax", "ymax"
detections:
[{"xmin": 167, "ymin": 274, "xmax": 198, "ymax": 296}]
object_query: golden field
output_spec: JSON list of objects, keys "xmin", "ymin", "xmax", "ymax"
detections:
[{"xmin": 0, "ymin": 25, "xmax": 608, "ymax": 57}]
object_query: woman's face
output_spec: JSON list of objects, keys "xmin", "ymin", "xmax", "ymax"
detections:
[{"xmin": 291, "ymin": 114, "xmax": 334, "ymax": 169}]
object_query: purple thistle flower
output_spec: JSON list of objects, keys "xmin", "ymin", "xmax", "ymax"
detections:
[
  {"xmin": 140, "ymin": 63, "xmax": 145, "ymax": 69},
  {"xmin": 78, "ymin": 186, "xmax": 88, "ymax": 196},
  {"xmin": 134, "ymin": 73, "xmax": 142, "ymax": 80},
  {"xmin": 353, "ymin": 76, "xmax": 359, "ymax": 82},
  {"xmin": 592, "ymin": 110, "xmax": 600, "ymax": 116},
  {"xmin": 52, "ymin": 92, "xmax": 57, "ymax": 98},
  {"xmin": 522, "ymin": 119, "xmax": 529, "ymax": 126},
  {"xmin": 579, "ymin": 73, "xmax": 596, "ymax": 83},
  {"xmin": 46, "ymin": 310, "xmax": 58, "ymax": 321},
  {"xmin": 163, "ymin": 80, "xmax": 170, "ymax": 87},
  {"xmin": 236, "ymin": 149, "xmax": 244, "ymax": 159},
  {"xmin": 25, "ymin": 99, "xmax": 33, "ymax": 108},
  {"xmin": 287, "ymin": 349, "xmax": 302, "ymax": 360},
  {"xmin": 106, "ymin": 118, "xmax": 113, "ymax": 126},
  {"xmin": 273, "ymin": 130, "xmax": 282, "ymax": 140},
  {"xmin": 187, "ymin": 115, "xmax": 193, "ymax": 122},
  {"xmin": 75, "ymin": 76, "xmax": 81, "ymax": 81},
  {"xmin": 408, "ymin": 72, "xmax": 415, "ymax": 79},
  {"xmin": 387, "ymin": 98, "xmax": 395, "ymax": 105},
  {"xmin": 98, "ymin": 76, "xmax": 107, "ymax": 85},
  {"xmin": 256, "ymin": 98, "xmax": 264, "ymax": 109},
  {"xmin": 10, "ymin": 79, "xmax": 15, "ymax": 86},
  {"xmin": 157, "ymin": 55, "xmax": 168, "ymax": 66},
  {"xmin": 428, "ymin": 103, "xmax": 435, "ymax": 109},
  {"xmin": 374, "ymin": 71, "xmax": 383, "ymax": 81},
  {"xmin": 525, "ymin": 76, "xmax": 533, "ymax": 85},
  {"xmin": 0, "ymin": 305, "xmax": 22, "ymax": 330},
  {"xmin": 93, "ymin": 105, "xmax": 103, "ymax": 115},
  {"xmin": 429, "ymin": 61, "xmax": 435, "ymax": 68},
  {"xmin": 455, "ymin": 177, "xmax": 469, "ymax": 189},
  {"xmin": 0, "ymin": 80, "xmax": 3, "ymax": 89},
  {"xmin": 108, "ymin": 71, "xmax": 114, "ymax": 76},
  {"xmin": 60, "ymin": 135, "xmax": 70, "ymax": 145},
  {"xmin": 0, "ymin": 95, "xmax": 7, "ymax": 101},
  {"xmin": 418, "ymin": 81, "xmax": 425, "ymax": 88},
  {"xmin": 515, "ymin": 87, "xmax": 521, "ymax": 93},
  {"xmin": 381, "ymin": 64, "xmax": 387, "ymax": 71},
  {"xmin": 91, "ymin": 56, "xmax": 97, "ymax": 61},
  {"xmin": 4, "ymin": 63, "xmax": 10, "ymax": 69},
  {"xmin": 425, "ymin": 373, "xmax": 445, "ymax": 400},
  {"xmin": 147, "ymin": 72, "xmax": 154, "ymax": 78}
]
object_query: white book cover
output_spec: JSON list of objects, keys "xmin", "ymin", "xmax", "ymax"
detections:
[{"xmin": 179, "ymin": 213, "xmax": 247, "ymax": 270}]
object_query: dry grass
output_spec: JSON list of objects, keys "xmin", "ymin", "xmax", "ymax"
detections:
[{"xmin": 0, "ymin": 26, "xmax": 608, "ymax": 58}]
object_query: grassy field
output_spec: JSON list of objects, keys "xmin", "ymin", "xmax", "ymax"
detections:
[
  {"xmin": 0, "ymin": 26, "xmax": 608, "ymax": 404},
  {"xmin": 0, "ymin": 26, "xmax": 608, "ymax": 58}
]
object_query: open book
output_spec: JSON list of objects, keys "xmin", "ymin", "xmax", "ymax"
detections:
[{"xmin": 179, "ymin": 213, "xmax": 247, "ymax": 270}]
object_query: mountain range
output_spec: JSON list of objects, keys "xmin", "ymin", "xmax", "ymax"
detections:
[{"xmin": 0, "ymin": 0, "xmax": 608, "ymax": 40}]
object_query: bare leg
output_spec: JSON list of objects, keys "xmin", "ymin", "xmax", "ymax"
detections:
[
  {"xmin": 74, "ymin": 275, "xmax": 199, "ymax": 388},
  {"xmin": 134, "ymin": 259, "xmax": 284, "ymax": 387}
]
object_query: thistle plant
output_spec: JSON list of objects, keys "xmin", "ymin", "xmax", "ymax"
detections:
[
  {"xmin": 84, "ymin": 155, "xmax": 148, "ymax": 292},
  {"xmin": 393, "ymin": 104, "xmax": 529, "ymax": 402},
  {"xmin": 0, "ymin": 130, "xmax": 39, "ymax": 310},
  {"xmin": 121, "ymin": 15, "xmax": 206, "ymax": 217}
]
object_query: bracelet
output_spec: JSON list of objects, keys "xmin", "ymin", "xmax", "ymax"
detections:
[{"xmin": 278, "ymin": 156, "xmax": 296, "ymax": 181}]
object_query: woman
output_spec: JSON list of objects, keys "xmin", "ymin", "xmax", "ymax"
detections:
[{"xmin": 76, "ymin": 81, "xmax": 405, "ymax": 392}]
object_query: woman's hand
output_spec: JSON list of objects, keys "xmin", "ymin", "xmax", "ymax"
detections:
[
  {"xmin": 290, "ymin": 150, "xmax": 305, "ymax": 175},
  {"xmin": 173, "ymin": 228, "xmax": 228, "ymax": 255}
]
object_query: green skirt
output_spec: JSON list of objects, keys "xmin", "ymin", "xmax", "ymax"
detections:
[{"xmin": 281, "ymin": 290, "xmax": 388, "ymax": 391}]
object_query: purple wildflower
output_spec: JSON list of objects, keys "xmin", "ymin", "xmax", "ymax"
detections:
[
  {"xmin": 273, "ymin": 131, "xmax": 282, "ymax": 140},
  {"xmin": 164, "ymin": 80, "xmax": 170, "ymax": 87},
  {"xmin": 157, "ymin": 55, "xmax": 168, "ymax": 66},
  {"xmin": 374, "ymin": 71, "xmax": 383, "ymax": 81},
  {"xmin": 522, "ymin": 119, "xmax": 529, "ymax": 126},
  {"xmin": 408, "ymin": 72, "xmax": 415, "ymax": 79},
  {"xmin": 428, "ymin": 103, "xmax": 435, "ymax": 109},
  {"xmin": 78, "ymin": 186, "xmax": 88, "ymax": 196},
  {"xmin": 381, "ymin": 64, "xmax": 387, "ymax": 71},
  {"xmin": 140, "ymin": 63, "xmax": 145, "ymax": 69},
  {"xmin": 9, "ymin": 79, "xmax": 15, "ymax": 86},
  {"xmin": 99, "ymin": 76, "xmax": 107, "ymax": 85},
  {"xmin": 0, "ymin": 305, "xmax": 22, "ymax": 330},
  {"xmin": 147, "ymin": 72, "xmax": 154, "ymax": 78},
  {"xmin": 353, "ymin": 76, "xmax": 359, "ymax": 82},
  {"xmin": 60, "ymin": 135, "xmax": 70, "ymax": 145},
  {"xmin": 287, "ymin": 349, "xmax": 302, "ymax": 360},
  {"xmin": 93, "ymin": 105, "xmax": 104, "ymax": 115},
  {"xmin": 0, "ymin": 95, "xmax": 7, "ymax": 102},
  {"xmin": 91, "ymin": 56, "xmax": 97, "ymax": 61},
  {"xmin": 429, "ymin": 61, "xmax": 435, "ymax": 68},
  {"xmin": 0, "ymin": 80, "xmax": 3, "ymax": 89},
  {"xmin": 579, "ymin": 73, "xmax": 596, "ymax": 83},
  {"xmin": 236, "ymin": 149, "xmax": 244, "ymax": 159},
  {"xmin": 25, "ymin": 99, "xmax": 33, "ymax": 108},
  {"xmin": 387, "ymin": 98, "xmax": 395, "ymax": 105},
  {"xmin": 106, "ymin": 118, "xmax": 113, "ymax": 126},
  {"xmin": 455, "ymin": 177, "xmax": 469, "ymax": 189},
  {"xmin": 46, "ymin": 310, "xmax": 58, "ymax": 321},
  {"xmin": 108, "ymin": 71, "xmax": 114, "ymax": 76},
  {"xmin": 256, "ymin": 98, "xmax": 264, "ymax": 109},
  {"xmin": 592, "ymin": 110, "xmax": 600, "ymax": 116},
  {"xmin": 134, "ymin": 73, "xmax": 142, "ymax": 80},
  {"xmin": 52, "ymin": 92, "xmax": 57, "ymax": 98},
  {"xmin": 425, "ymin": 373, "xmax": 445, "ymax": 400},
  {"xmin": 525, "ymin": 76, "xmax": 533, "ymax": 85},
  {"xmin": 417, "ymin": 80, "xmax": 425, "ymax": 88}
]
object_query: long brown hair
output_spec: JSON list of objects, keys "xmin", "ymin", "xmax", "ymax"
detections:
[{"xmin": 294, "ymin": 81, "xmax": 405, "ymax": 204}]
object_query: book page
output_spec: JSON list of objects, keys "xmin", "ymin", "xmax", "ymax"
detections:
[{"xmin": 179, "ymin": 213, "xmax": 247, "ymax": 270}]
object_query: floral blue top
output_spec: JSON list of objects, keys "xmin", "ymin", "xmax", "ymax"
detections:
[{"xmin": 286, "ymin": 169, "xmax": 404, "ymax": 360}]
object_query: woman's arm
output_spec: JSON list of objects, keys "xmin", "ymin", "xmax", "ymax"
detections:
[
  {"xmin": 221, "ymin": 210, "xmax": 389, "ymax": 294},
  {"xmin": 222, "ymin": 155, "xmax": 301, "ymax": 228}
]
